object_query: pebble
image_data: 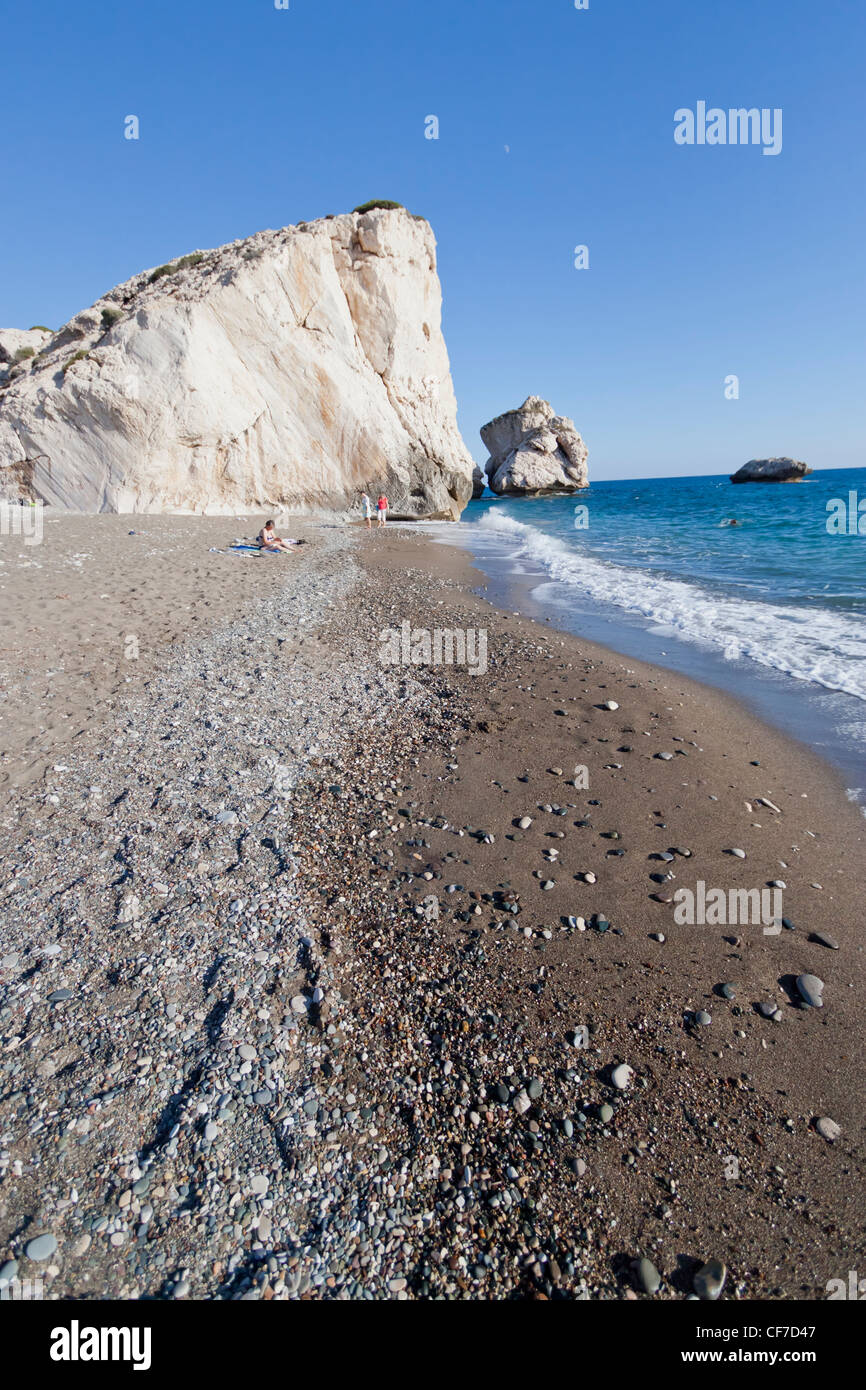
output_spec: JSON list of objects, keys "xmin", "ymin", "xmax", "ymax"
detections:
[
  {"xmin": 729, "ymin": 848, "xmax": 747, "ymax": 859},
  {"xmin": 25, "ymin": 1233, "xmax": 58, "ymax": 1262},
  {"xmin": 694, "ymin": 1011, "xmax": 712, "ymax": 1026},
  {"xmin": 518, "ymin": 816, "xmax": 533, "ymax": 830},
  {"xmin": 47, "ymin": 988, "xmax": 73, "ymax": 1003},
  {"xmin": 796, "ymin": 973, "xmax": 824, "ymax": 1008},
  {"xmin": 809, "ymin": 932, "xmax": 839, "ymax": 950},
  {"xmin": 602, "ymin": 700, "xmax": 619, "ymax": 711},
  {"xmin": 635, "ymin": 1257, "xmax": 661, "ymax": 1295},
  {"xmin": 611, "ymin": 1063, "xmax": 633, "ymax": 1090},
  {"xmin": 512, "ymin": 1089, "xmax": 531, "ymax": 1116},
  {"xmin": 815, "ymin": 1117, "xmax": 841, "ymax": 1142},
  {"xmin": 693, "ymin": 1259, "xmax": 727, "ymax": 1301}
]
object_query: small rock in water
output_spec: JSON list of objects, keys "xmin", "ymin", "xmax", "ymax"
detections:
[
  {"xmin": 693, "ymin": 1259, "xmax": 727, "ymax": 1301},
  {"xmin": 815, "ymin": 1117, "xmax": 841, "ymax": 1142},
  {"xmin": 796, "ymin": 973, "xmax": 824, "ymax": 1008}
]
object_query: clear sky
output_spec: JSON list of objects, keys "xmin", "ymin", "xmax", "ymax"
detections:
[{"xmin": 2, "ymin": 0, "xmax": 864, "ymax": 477}]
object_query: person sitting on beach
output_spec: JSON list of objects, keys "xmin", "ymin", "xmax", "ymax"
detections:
[
  {"xmin": 376, "ymin": 494, "xmax": 389, "ymax": 527},
  {"xmin": 257, "ymin": 520, "xmax": 296, "ymax": 552}
]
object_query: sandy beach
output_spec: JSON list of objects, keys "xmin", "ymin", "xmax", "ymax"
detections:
[{"xmin": 0, "ymin": 517, "xmax": 863, "ymax": 1301}]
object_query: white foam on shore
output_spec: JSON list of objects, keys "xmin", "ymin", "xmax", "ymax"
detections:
[{"xmin": 471, "ymin": 513, "xmax": 866, "ymax": 702}]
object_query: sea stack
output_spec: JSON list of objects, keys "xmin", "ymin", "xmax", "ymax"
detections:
[
  {"xmin": 730, "ymin": 457, "xmax": 811, "ymax": 483},
  {"xmin": 0, "ymin": 207, "xmax": 475, "ymax": 519},
  {"xmin": 481, "ymin": 396, "xmax": 588, "ymax": 496}
]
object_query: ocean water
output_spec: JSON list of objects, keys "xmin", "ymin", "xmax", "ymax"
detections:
[{"xmin": 415, "ymin": 468, "xmax": 866, "ymax": 808}]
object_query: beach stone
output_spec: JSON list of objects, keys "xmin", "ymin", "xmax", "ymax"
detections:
[
  {"xmin": 611, "ymin": 1063, "xmax": 633, "ymax": 1090},
  {"xmin": 602, "ymin": 700, "xmax": 619, "ymax": 711},
  {"xmin": 815, "ymin": 1117, "xmax": 841, "ymax": 1142},
  {"xmin": 796, "ymin": 973, "xmax": 824, "ymax": 1008},
  {"xmin": 290, "ymin": 994, "xmax": 309, "ymax": 1014},
  {"xmin": 655, "ymin": 752, "xmax": 673, "ymax": 760},
  {"xmin": 599, "ymin": 1103, "xmax": 614, "ymax": 1124},
  {"xmin": 25, "ymin": 1233, "xmax": 57, "ymax": 1262},
  {"xmin": 757, "ymin": 1002, "xmax": 778, "ymax": 1018},
  {"xmin": 729, "ymin": 848, "xmax": 747, "ymax": 858},
  {"xmin": 650, "ymin": 932, "xmax": 665, "ymax": 942},
  {"xmin": 694, "ymin": 1259, "xmax": 727, "ymax": 1300},
  {"xmin": 518, "ymin": 816, "xmax": 533, "ymax": 830},
  {"xmin": 695, "ymin": 1011, "xmax": 712, "ymax": 1026},
  {"xmin": 809, "ymin": 932, "xmax": 839, "ymax": 950},
  {"xmin": 636, "ymin": 1258, "xmax": 661, "ymax": 1295},
  {"xmin": 512, "ymin": 1088, "xmax": 531, "ymax": 1116},
  {"xmin": 719, "ymin": 984, "xmax": 736, "ymax": 1000},
  {"xmin": 47, "ymin": 988, "xmax": 73, "ymax": 1003}
]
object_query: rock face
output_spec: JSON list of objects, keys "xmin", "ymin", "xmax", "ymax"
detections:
[
  {"xmin": 481, "ymin": 397, "xmax": 588, "ymax": 495},
  {"xmin": 0, "ymin": 209, "xmax": 475, "ymax": 518},
  {"xmin": 730, "ymin": 457, "xmax": 811, "ymax": 483},
  {"xmin": 471, "ymin": 465, "xmax": 486, "ymax": 499},
  {"xmin": 0, "ymin": 329, "xmax": 52, "ymax": 388}
]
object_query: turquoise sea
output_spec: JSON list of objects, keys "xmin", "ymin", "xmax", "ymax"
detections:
[{"xmin": 420, "ymin": 467, "xmax": 866, "ymax": 807}]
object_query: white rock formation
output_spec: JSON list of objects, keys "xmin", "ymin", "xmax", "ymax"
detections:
[
  {"xmin": 0, "ymin": 209, "xmax": 475, "ymax": 518},
  {"xmin": 0, "ymin": 329, "xmax": 53, "ymax": 387},
  {"xmin": 481, "ymin": 397, "xmax": 588, "ymax": 495}
]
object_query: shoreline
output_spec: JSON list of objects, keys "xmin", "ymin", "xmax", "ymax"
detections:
[
  {"xmin": 403, "ymin": 514, "xmax": 866, "ymax": 815},
  {"xmin": 1, "ymin": 519, "xmax": 864, "ymax": 1300}
]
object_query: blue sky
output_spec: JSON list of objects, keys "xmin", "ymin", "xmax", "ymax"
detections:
[{"xmin": 2, "ymin": 0, "xmax": 864, "ymax": 477}]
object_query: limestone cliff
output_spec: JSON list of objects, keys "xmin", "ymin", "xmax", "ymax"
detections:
[{"xmin": 0, "ymin": 209, "xmax": 475, "ymax": 519}]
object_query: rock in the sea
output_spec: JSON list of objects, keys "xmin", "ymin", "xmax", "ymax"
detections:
[
  {"xmin": 480, "ymin": 396, "xmax": 588, "ymax": 495},
  {"xmin": 471, "ymin": 464, "xmax": 486, "ymax": 499},
  {"xmin": 0, "ymin": 208, "xmax": 475, "ymax": 519},
  {"xmin": 730, "ymin": 457, "xmax": 811, "ymax": 483}
]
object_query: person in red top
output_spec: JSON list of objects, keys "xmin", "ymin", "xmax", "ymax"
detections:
[{"xmin": 376, "ymin": 494, "xmax": 389, "ymax": 527}]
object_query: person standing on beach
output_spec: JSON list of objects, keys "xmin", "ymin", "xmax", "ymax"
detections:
[
  {"xmin": 376, "ymin": 493, "xmax": 389, "ymax": 527},
  {"xmin": 361, "ymin": 493, "xmax": 373, "ymax": 529}
]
